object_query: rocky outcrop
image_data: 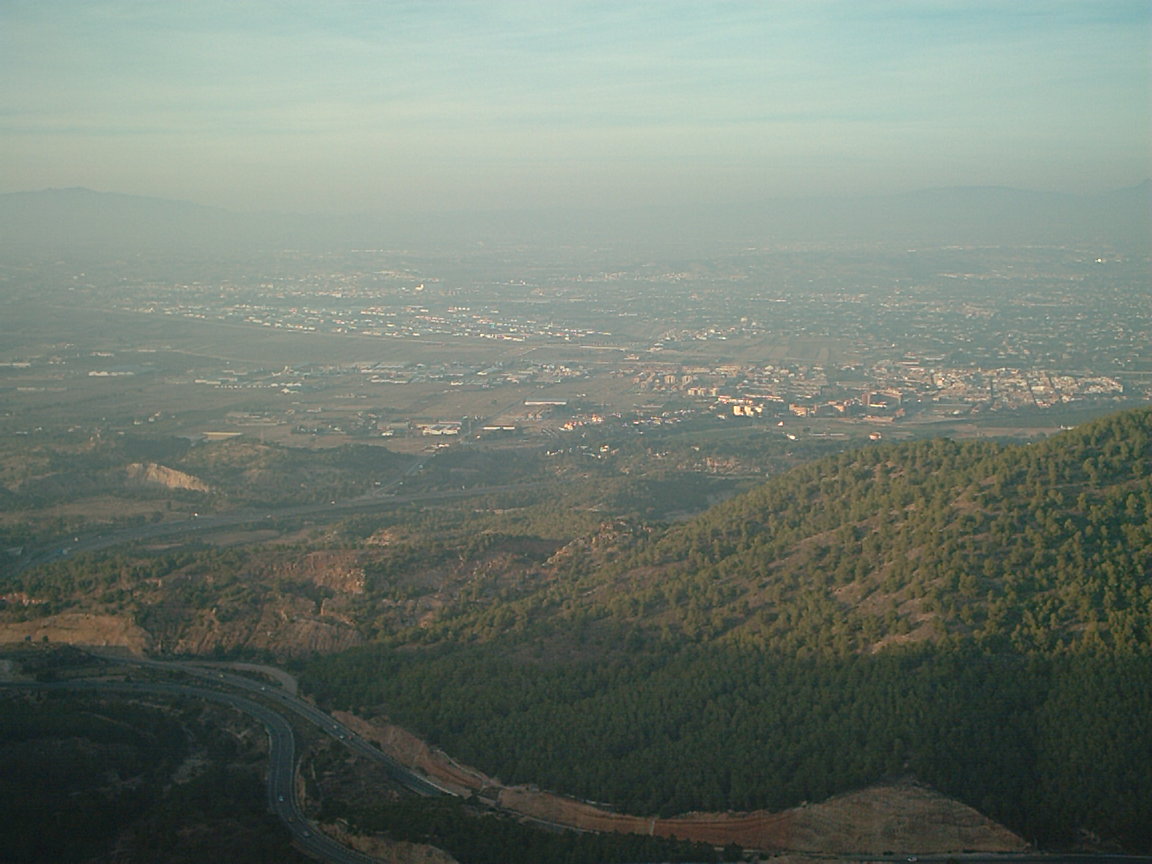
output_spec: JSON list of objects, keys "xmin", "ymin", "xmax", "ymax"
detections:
[
  {"xmin": 125, "ymin": 462, "xmax": 211, "ymax": 493},
  {"xmin": 265, "ymin": 551, "xmax": 366, "ymax": 594},
  {"xmin": 771, "ymin": 780, "xmax": 1028, "ymax": 854},
  {"xmin": 0, "ymin": 600, "xmax": 364, "ymax": 659},
  {"xmin": 165, "ymin": 596, "xmax": 365, "ymax": 658}
]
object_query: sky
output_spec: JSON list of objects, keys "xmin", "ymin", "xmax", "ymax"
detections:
[{"xmin": 1, "ymin": 0, "xmax": 1149, "ymax": 214}]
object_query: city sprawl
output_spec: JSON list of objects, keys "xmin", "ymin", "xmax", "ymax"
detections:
[{"xmin": 3, "ymin": 242, "xmax": 1147, "ymax": 447}]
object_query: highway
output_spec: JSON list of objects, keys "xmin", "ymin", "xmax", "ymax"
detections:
[
  {"xmin": 104, "ymin": 653, "xmax": 451, "ymax": 796},
  {"xmin": 9, "ymin": 477, "xmax": 547, "ymax": 578},
  {"xmin": 0, "ymin": 678, "xmax": 380, "ymax": 863},
  {"xmin": 7, "ymin": 671, "xmax": 1151, "ymax": 864},
  {"xmin": 2, "ymin": 653, "xmax": 593, "ymax": 861}
]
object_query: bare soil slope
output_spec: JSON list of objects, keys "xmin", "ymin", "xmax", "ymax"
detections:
[{"xmin": 0, "ymin": 612, "xmax": 152, "ymax": 652}]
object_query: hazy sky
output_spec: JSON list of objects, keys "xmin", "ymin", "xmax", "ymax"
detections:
[{"xmin": 2, "ymin": 1, "xmax": 1149, "ymax": 214}]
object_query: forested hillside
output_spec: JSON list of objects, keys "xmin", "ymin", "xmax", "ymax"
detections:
[
  {"xmin": 390, "ymin": 407, "xmax": 1152, "ymax": 654},
  {"xmin": 303, "ymin": 408, "xmax": 1152, "ymax": 852},
  {"xmin": 589, "ymin": 405, "xmax": 1152, "ymax": 654}
]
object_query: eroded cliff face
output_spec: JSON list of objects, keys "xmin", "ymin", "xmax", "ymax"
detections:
[
  {"xmin": 165, "ymin": 595, "xmax": 366, "ymax": 657},
  {"xmin": 0, "ymin": 549, "xmax": 369, "ymax": 659},
  {"xmin": 261, "ymin": 550, "xmax": 366, "ymax": 594},
  {"xmin": 0, "ymin": 601, "xmax": 364, "ymax": 658},
  {"xmin": 147, "ymin": 550, "xmax": 370, "ymax": 657},
  {"xmin": 125, "ymin": 462, "xmax": 211, "ymax": 493}
]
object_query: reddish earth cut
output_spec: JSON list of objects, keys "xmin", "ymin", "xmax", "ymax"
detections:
[{"xmin": 335, "ymin": 711, "xmax": 1028, "ymax": 856}]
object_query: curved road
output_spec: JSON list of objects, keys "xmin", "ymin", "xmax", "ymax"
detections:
[
  {"xmin": 1, "ymin": 649, "xmax": 458, "ymax": 864},
  {"xmin": 7, "ymin": 669, "xmax": 1151, "ymax": 864},
  {"xmin": 0, "ymin": 679, "xmax": 377, "ymax": 863},
  {"xmin": 104, "ymin": 653, "xmax": 450, "ymax": 797}
]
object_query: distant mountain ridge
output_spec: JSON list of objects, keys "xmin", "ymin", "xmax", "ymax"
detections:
[
  {"xmin": 0, "ymin": 186, "xmax": 308, "ymax": 255},
  {"xmin": 1, "ymin": 181, "xmax": 1148, "ymax": 255}
]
